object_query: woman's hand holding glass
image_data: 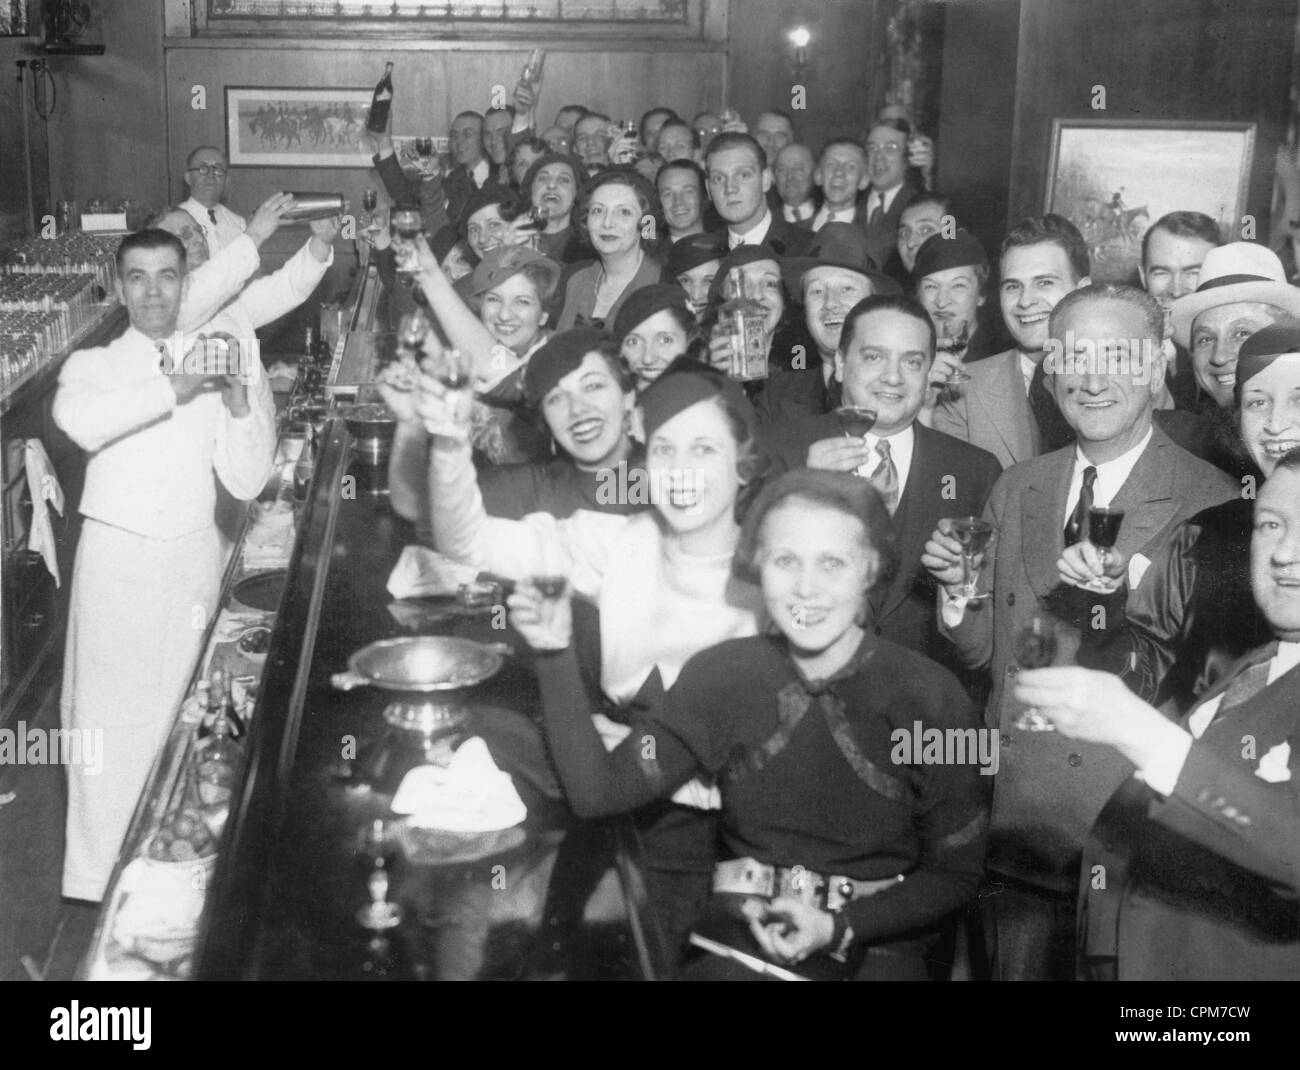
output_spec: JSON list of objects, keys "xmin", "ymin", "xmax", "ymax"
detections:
[{"xmin": 506, "ymin": 578, "xmax": 573, "ymax": 652}]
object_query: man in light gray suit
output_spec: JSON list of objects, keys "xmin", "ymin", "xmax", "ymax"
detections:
[
  {"xmin": 933, "ymin": 215, "xmax": 1092, "ymax": 468},
  {"xmin": 922, "ymin": 283, "xmax": 1238, "ymax": 980}
]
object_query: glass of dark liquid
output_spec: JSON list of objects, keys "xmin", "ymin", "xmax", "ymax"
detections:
[
  {"xmin": 1082, "ymin": 506, "xmax": 1125, "ymax": 591},
  {"xmin": 1013, "ymin": 612, "xmax": 1059, "ymax": 731},
  {"xmin": 835, "ymin": 406, "xmax": 877, "ymax": 439}
]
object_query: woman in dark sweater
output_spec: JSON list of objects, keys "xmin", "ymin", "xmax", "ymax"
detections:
[{"xmin": 509, "ymin": 469, "xmax": 991, "ymax": 980}]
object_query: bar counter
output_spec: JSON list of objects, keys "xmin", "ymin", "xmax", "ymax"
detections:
[{"xmin": 195, "ymin": 424, "xmax": 668, "ymax": 980}]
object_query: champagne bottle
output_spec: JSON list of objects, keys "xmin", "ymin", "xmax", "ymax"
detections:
[{"xmin": 366, "ymin": 61, "xmax": 395, "ymax": 134}]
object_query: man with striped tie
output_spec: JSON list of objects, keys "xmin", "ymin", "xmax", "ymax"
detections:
[
  {"xmin": 179, "ymin": 145, "xmax": 247, "ymax": 257},
  {"xmin": 1015, "ymin": 449, "xmax": 1300, "ymax": 980},
  {"xmin": 758, "ymin": 294, "xmax": 1000, "ymax": 677}
]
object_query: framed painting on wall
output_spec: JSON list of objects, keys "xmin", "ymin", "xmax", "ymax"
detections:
[
  {"xmin": 1044, "ymin": 119, "xmax": 1256, "ymax": 283},
  {"xmin": 225, "ymin": 87, "xmax": 377, "ymax": 168}
]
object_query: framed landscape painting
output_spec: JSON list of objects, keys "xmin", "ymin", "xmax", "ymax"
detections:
[
  {"xmin": 1044, "ymin": 120, "xmax": 1256, "ymax": 283},
  {"xmin": 225, "ymin": 86, "xmax": 377, "ymax": 168}
]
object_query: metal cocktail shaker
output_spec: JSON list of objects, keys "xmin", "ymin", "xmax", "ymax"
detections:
[{"xmin": 283, "ymin": 193, "xmax": 346, "ymax": 222}]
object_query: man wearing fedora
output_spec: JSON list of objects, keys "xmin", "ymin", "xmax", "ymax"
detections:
[
  {"xmin": 753, "ymin": 222, "xmax": 897, "ymax": 424},
  {"xmin": 1165, "ymin": 241, "xmax": 1300, "ymax": 477}
]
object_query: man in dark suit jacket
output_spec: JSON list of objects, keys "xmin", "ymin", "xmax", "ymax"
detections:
[
  {"xmin": 771, "ymin": 143, "xmax": 820, "ymax": 230},
  {"xmin": 703, "ymin": 131, "xmax": 812, "ymax": 258},
  {"xmin": 923, "ymin": 284, "xmax": 1238, "ymax": 980},
  {"xmin": 442, "ymin": 111, "xmax": 506, "ymax": 235},
  {"xmin": 1014, "ymin": 454, "xmax": 1300, "ymax": 980},
  {"xmin": 759, "ymin": 293, "xmax": 1002, "ymax": 675}
]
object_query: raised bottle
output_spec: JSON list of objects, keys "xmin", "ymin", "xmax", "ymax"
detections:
[{"xmin": 366, "ymin": 61, "xmax": 395, "ymax": 134}]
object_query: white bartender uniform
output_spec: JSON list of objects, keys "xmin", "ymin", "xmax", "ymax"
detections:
[
  {"xmin": 54, "ymin": 323, "xmax": 277, "ymax": 901},
  {"xmin": 179, "ymin": 197, "xmax": 247, "ymax": 258}
]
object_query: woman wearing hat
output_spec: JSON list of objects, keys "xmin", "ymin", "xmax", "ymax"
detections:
[
  {"xmin": 509, "ymin": 469, "xmax": 989, "ymax": 980},
  {"xmin": 418, "ymin": 357, "xmax": 770, "ymax": 963},
  {"xmin": 665, "ymin": 231, "xmax": 726, "ymax": 317},
  {"xmin": 612, "ymin": 283, "xmax": 701, "ymax": 391},
  {"xmin": 556, "ymin": 169, "xmax": 667, "ymax": 330},
  {"xmin": 1062, "ymin": 322, "xmax": 1300, "ymax": 713}
]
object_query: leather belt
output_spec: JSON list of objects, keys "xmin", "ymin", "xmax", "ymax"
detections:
[{"xmin": 713, "ymin": 857, "xmax": 905, "ymax": 911}]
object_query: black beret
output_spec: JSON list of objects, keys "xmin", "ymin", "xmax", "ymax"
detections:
[
  {"xmin": 522, "ymin": 327, "xmax": 614, "ymax": 406},
  {"xmin": 911, "ymin": 228, "xmax": 988, "ymax": 281},
  {"xmin": 638, "ymin": 355, "xmax": 755, "ymax": 440},
  {"xmin": 665, "ymin": 231, "xmax": 728, "ymax": 278},
  {"xmin": 704, "ymin": 243, "xmax": 784, "ymax": 308},
  {"xmin": 612, "ymin": 283, "xmax": 692, "ymax": 342},
  {"xmin": 1234, "ymin": 321, "xmax": 1300, "ymax": 403}
]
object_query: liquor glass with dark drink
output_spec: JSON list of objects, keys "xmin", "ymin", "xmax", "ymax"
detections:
[
  {"xmin": 835, "ymin": 406, "xmax": 876, "ymax": 439},
  {"xmin": 1087, "ymin": 506, "xmax": 1124, "ymax": 559},
  {"xmin": 947, "ymin": 517, "xmax": 996, "ymax": 600},
  {"xmin": 1013, "ymin": 612, "xmax": 1059, "ymax": 731}
]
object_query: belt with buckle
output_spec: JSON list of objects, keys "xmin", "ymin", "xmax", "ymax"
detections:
[{"xmin": 712, "ymin": 857, "xmax": 905, "ymax": 911}]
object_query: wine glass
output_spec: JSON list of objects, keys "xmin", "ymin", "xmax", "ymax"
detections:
[
  {"xmin": 361, "ymin": 188, "xmax": 378, "ymax": 213},
  {"xmin": 937, "ymin": 319, "xmax": 971, "ymax": 384},
  {"xmin": 1013, "ymin": 612, "xmax": 1059, "ymax": 731},
  {"xmin": 390, "ymin": 207, "xmax": 423, "ymax": 277},
  {"xmin": 1087, "ymin": 506, "xmax": 1124, "ymax": 564},
  {"xmin": 835, "ymin": 406, "xmax": 877, "ymax": 439},
  {"xmin": 946, "ymin": 517, "xmax": 996, "ymax": 601}
]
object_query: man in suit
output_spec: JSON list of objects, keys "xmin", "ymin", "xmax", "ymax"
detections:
[
  {"xmin": 753, "ymin": 223, "xmax": 897, "ymax": 425},
  {"xmin": 442, "ymin": 111, "xmax": 502, "ymax": 231},
  {"xmin": 760, "ymin": 294, "xmax": 1001, "ymax": 673},
  {"xmin": 932, "ymin": 215, "xmax": 1093, "ymax": 469},
  {"xmin": 1014, "ymin": 450, "xmax": 1300, "ymax": 979},
  {"xmin": 811, "ymin": 139, "xmax": 871, "ymax": 233},
  {"xmin": 703, "ymin": 132, "xmax": 812, "ymax": 257},
  {"xmin": 772, "ymin": 144, "xmax": 819, "ymax": 229},
  {"xmin": 922, "ymin": 283, "xmax": 1238, "ymax": 980},
  {"xmin": 862, "ymin": 122, "xmax": 919, "ymax": 275}
]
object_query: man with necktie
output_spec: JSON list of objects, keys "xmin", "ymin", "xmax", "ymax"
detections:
[
  {"xmin": 54, "ymin": 229, "xmax": 277, "ymax": 902},
  {"xmin": 933, "ymin": 215, "xmax": 1091, "ymax": 470},
  {"xmin": 921, "ymin": 283, "xmax": 1237, "ymax": 980},
  {"xmin": 810, "ymin": 139, "xmax": 871, "ymax": 233},
  {"xmin": 178, "ymin": 146, "xmax": 247, "ymax": 257},
  {"xmin": 861, "ymin": 120, "xmax": 920, "ymax": 274},
  {"xmin": 703, "ymin": 132, "xmax": 812, "ymax": 257},
  {"xmin": 759, "ymin": 294, "xmax": 1000, "ymax": 677},
  {"xmin": 1015, "ymin": 449, "xmax": 1300, "ymax": 979}
]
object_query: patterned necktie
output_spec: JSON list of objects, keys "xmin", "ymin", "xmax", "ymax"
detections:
[
  {"xmin": 870, "ymin": 439, "xmax": 899, "ymax": 515},
  {"xmin": 1064, "ymin": 465, "xmax": 1097, "ymax": 546},
  {"xmin": 207, "ymin": 208, "xmax": 217, "ymax": 225}
]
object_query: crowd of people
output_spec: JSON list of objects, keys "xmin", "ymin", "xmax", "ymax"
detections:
[{"xmin": 51, "ymin": 63, "xmax": 1300, "ymax": 982}]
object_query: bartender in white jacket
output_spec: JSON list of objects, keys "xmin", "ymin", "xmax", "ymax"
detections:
[{"xmin": 53, "ymin": 228, "xmax": 279, "ymax": 901}]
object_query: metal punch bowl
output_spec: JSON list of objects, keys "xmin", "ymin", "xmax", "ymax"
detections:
[
  {"xmin": 341, "ymin": 402, "xmax": 397, "ymax": 465},
  {"xmin": 331, "ymin": 636, "xmax": 504, "ymax": 740}
]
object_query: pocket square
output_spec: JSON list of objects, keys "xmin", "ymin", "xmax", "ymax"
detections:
[{"xmin": 1256, "ymin": 741, "xmax": 1292, "ymax": 784}]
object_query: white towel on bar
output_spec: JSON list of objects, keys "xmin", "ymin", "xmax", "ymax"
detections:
[{"xmin": 24, "ymin": 438, "xmax": 65, "ymax": 587}]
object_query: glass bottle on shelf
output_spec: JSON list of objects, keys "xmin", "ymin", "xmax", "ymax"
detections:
[
  {"xmin": 199, "ymin": 667, "xmax": 245, "ymax": 740},
  {"xmin": 717, "ymin": 267, "xmax": 769, "ymax": 381},
  {"xmin": 293, "ymin": 421, "xmax": 316, "ymax": 504},
  {"xmin": 195, "ymin": 670, "xmax": 245, "ymax": 840}
]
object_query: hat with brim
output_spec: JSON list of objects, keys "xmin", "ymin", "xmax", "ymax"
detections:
[
  {"xmin": 779, "ymin": 222, "xmax": 897, "ymax": 301},
  {"xmin": 665, "ymin": 231, "xmax": 727, "ymax": 278},
  {"xmin": 705, "ymin": 243, "xmax": 784, "ymax": 309},
  {"xmin": 1170, "ymin": 242, "xmax": 1300, "ymax": 349},
  {"xmin": 1233, "ymin": 321, "xmax": 1300, "ymax": 405},
  {"xmin": 468, "ymin": 245, "xmax": 561, "ymax": 302}
]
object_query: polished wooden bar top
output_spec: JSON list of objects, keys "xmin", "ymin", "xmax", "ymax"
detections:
[{"xmin": 197, "ymin": 425, "xmax": 666, "ymax": 980}]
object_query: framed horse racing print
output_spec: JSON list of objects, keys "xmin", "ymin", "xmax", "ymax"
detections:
[
  {"xmin": 225, "ymin": 86, "xmax": 376, "ymax": 168},
  {"xmin": 1044, "ymin": 119, "xmax": 1256, "ymax": 284}
]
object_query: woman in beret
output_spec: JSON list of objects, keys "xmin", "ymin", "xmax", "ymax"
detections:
[
  {"xmin": 510, "ymin": 469, "xmax": 990, "ymax": 980},
  {"xmin": 418, "ymin": 357, "xmax": 770, "ymax": 962},
  {"xmin": 612, "ymin": 283, "xmax": 701, "ymax": 391},
  {"xmin": 1064, "ymin": 323, "xmax": 1300, "ymax": 712},
  {"xmin": 556, "ymin": 169, "xmax": 667, "ymax": 330}
]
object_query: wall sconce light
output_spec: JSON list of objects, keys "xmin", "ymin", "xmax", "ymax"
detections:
[{"xmin": 788, "ymin": 25, "xmax": 811, "ymax": 81}]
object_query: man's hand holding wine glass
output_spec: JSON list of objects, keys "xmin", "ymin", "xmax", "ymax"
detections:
[{"xmin": 1057, "ymin": 540, "xmax": 1127, "ymax": 593}]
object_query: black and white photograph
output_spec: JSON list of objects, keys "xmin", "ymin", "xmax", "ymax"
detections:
[{"xmin": 1, "ymin": 0, "xmax": 1299, "ymax": 1041}]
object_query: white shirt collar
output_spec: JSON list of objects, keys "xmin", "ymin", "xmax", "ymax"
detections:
[
  {"xmin": 812, "ymin": 204, "xmax": 856, "ymax": 230},
  {"xmin": 784, "ymin": 200, "xmax": 815, "ymax": 223},
  {"xmin": 1065, "ymin": 425, "xmax": 1153, "ymax": 522},
  {"xmin": 728, "ymin": 207, "xmax": 773, "ymax": 249},
  {"xmin": 1274, "ymin": 641, "xmax": 1300, "ymax": 680},
  {"xmin": 1019, "ymin": 352, "xmax": 1038, "ymax": 395},
  {"xmin": 471, "ymin": 157, "xmax": 490, "ymax": 187},
  {"xmin": 867, "ymin": 184, "xmax": 903, "ymax": 216}
]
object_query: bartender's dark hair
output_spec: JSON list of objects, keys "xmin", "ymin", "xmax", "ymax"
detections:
[
  {"xmin": 115, "ymin": 228, "xmax": 187, "ymax": 274},
  {"xmin": 733, "ymin": 469, "xmax": 899, "ymax": 592}
]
